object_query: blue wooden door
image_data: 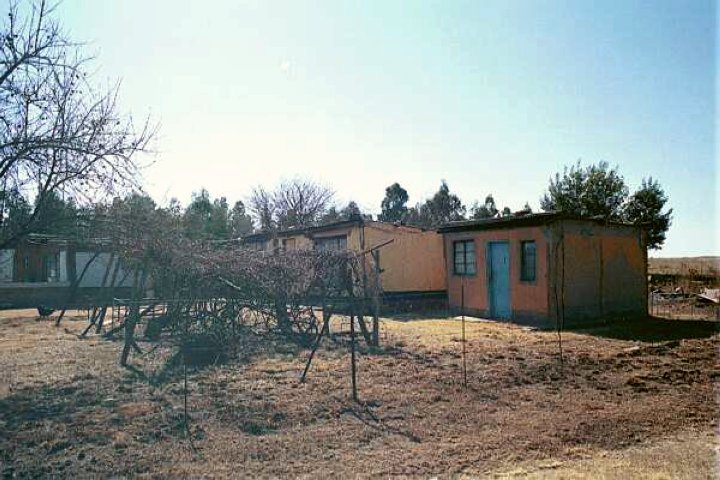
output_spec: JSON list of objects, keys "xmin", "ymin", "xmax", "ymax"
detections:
[{"xmin": 488, "ymin": 242, "xmax": 511, "ymax": 319}]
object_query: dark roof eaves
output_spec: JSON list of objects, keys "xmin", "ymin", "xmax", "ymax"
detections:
[
  {"xmin": 437, "ymin": 212, "xmax": 638, "ymax": 233},
  {"xmin": 241, "ymin": 217, "xmax": 364, "ymax": 242},
  {"xmin": 437, "ymin": 212, "xmax": 562, "ymax": 233}
]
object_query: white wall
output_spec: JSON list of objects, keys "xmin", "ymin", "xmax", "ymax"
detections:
[
  {"xmin": 59, "ymin": 250, "xmax": 68, "ymax": 282},
  {"xmin": 75, "ymin": 252, "xmax": 133, "ymax": 288},
  {"xmin": 0, "ymin": 249, "xmax": 14, "ymax": 282}
]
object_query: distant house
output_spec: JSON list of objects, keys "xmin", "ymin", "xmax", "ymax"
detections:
[
  {"xmin": 242, "ymin": 216, "xmax": 447, "ymax": 307},
  {"xmin": 438, "ymin": 212, "xmax": 647, "ymax": 327},
  {"xmin": 0, "ymin": 234, "xmax": 133, "ymax": 309}
]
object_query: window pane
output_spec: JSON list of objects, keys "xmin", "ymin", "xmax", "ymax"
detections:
[
  {"xmin": 453, "ymin": 242, "xmax": 463, "ymax": 272},
  {"xmin": 454, "ymin": 240, "xmax": 475, "ymax": 276},
  {"xmin": 521, "ymin": 241, "xmax": 536, "ymax": 281},
  {"xmin": 315, "ymin": 235, "xmax": 347, "ymax": 251},
  {"xmin": 465, "ymin": 241, "xmax": 475, "ymax": 254},
  {"xmin": 466, "ymin": 260, "xmax": 476, "ymax": 275}
]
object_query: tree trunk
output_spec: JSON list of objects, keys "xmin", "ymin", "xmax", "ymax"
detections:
[
  {"xmin": 56, "ymin": 251, "xmax": 101, "ymax": 326},
  {"xmin": 275, "ymin": 293, "xmax": 291, "ymax": 333},
  {"xmin": 120, "ymin": 268, "xmax": 146, "ymax": 367}
]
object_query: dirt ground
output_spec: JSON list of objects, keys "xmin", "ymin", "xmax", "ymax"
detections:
[{"xmin": 0, "ymin": 309, "xmax": 718, "ymax": 478}]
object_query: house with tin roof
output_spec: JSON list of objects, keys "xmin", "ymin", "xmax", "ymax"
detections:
[
  {"xmin": 438, "ymin": 212, "xmax": 647, "ymax": 327},
  {"xmin": 242, "ymin": 215, "xmax": 447, "ymax": 309}
]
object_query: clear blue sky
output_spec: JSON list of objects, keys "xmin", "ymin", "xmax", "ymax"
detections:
[{"xmin": 60, "ymin": 0, "xmax": 716, "ymax": 257}]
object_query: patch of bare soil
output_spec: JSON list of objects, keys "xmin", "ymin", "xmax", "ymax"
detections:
[{"xmin": 0, "ymin": 311, "xmax": 717, "ymax": 478}]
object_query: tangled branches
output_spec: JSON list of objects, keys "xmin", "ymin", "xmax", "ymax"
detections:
[{"xmin": 111, "ymin": 229, "xmax": 380, "ymax": 366}]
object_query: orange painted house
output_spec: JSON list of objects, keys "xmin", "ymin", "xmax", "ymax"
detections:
[
  {"xmin": 242, "ymin": 216, "xmax": 447, "ymax": 305},
  {"xmin": 438, "ymin": 212, "xmax": 647, "ymax": 327}
]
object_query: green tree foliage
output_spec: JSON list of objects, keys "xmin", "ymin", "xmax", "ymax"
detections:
[
  {"xmin": 110, "ymin": 193, "xmax": 158, "ymax": 222},
  {"xmin": 623, "ymin": 178, "xmax": 672, "ymax": 250},
  {"xmin": 541, "ymin": 161, "xmax": 672, "ymax": 249},
  {"xmin": 229, "ymin": 201, "xmax": 253, "ymax": 238},
  {"xmin": 183, "ymin": 188, "xmax": 213, "ymax": 238},
  {"xmin": 209, "ymin": 197, "xmax": 230, "ymax": 239},
  {"xmin": 319, "ymin": 206, "xmax": 341, "ymax": 225},
  {"xmin": 341, "ymin": 201, "xmax": 362, "ymax": 218},
  {"xmin": 541, "ymin": 161, "xmax": 628, "ymax": 219},
  {"xmin": 320, "ymin": 201, "xmax": 370, "ymax": 225},
  {"xmin": 0, "ymin": 188, "xmax": 31, "ymax": 240},
  {"xmin": 1, "ymin": 189, "xmax": 81, "ymax": 241},
  {"xmin": 183, "ymin": 188, "xmax": 234, "ymax": 240},
  {"xmin": 406, "ymin": 181, "xmax": 466, "ymax": 227},
  {"xmin": 32, "ymin": 191, "xmax": 78, "ymax": 235},
  {"xmin": 340, "ymin": 201, "xmax": 372, "ymax": 221},
  {"xmin": 470, "ymin": 194, "xmax": 499, "ymax": 219},
  {"xmin": 87, "ymin": 193, "xmax": 161, "ymax": 242},
  {"xmin": 379, "ymin": 183, "xmax": 409, "ymax": 222}
]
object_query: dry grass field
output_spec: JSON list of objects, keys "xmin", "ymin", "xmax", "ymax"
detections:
[
  {"xmin": 648, "ymin": 256, "xmax": 719, "ymax": 276},
  {"xmin": 0, "ymin": 309, "xmax": 718, "ymax": 478}
]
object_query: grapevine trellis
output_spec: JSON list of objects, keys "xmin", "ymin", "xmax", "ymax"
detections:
[{"xmin": 62, "ymin": 235, "xmax": 386, "ymax": 404}]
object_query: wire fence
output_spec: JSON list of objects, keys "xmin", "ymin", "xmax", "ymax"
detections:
[{"xmin": 648, "ymin": 293, "xmax": 719, "ymax": 320}]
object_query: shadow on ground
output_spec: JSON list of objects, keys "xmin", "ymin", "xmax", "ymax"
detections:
[
  {"xmin": 382, "ymin": 311, "xmax": 451, "ymax": 322},
  {"xmin": 577, "ymin": 316, "xmax": 719, "ymax": 342},
  {"xmin": 135, "ymin": 330, "xmax": 312, "ymax": 387}
]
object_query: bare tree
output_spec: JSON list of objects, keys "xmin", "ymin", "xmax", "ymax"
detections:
[
  {"xmin": 274, "ymin": 179, "xmax": 334, "ymax": 229},
  {"xmin": 0, "ymin": 0, "xmax": 154, "ymax": 248},
  {"xmin": 249, "ymin": 179, "xmax": 334, "ymax": 231}
]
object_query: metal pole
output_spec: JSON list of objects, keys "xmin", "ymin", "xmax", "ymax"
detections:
[
  {"xmin": 461, "ymin": 283, "xmax": 467, "ymax": 388},
  {"xmin": 350, "ymin": 314, "xmax": 358, "ymax": 402},
  {"xmin": 371, "ymin": 250, "xmax": 380, "ymax": 347},
  {"xmin": 650, "ymin": 291, "xmax": 654, "ymax": 317}
]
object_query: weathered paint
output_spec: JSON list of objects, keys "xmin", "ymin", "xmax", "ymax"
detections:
[
  {"xmin": 245, "ymin": 220, "xmax": 446, "ymax": 294},
  {"xmin": 443, "ymin": 218, "xmax": 646, "ymax": 327},
  {"xmin": 445, "ymin": 225, "xmax": 550, "ymax": 323},
  {"xmin": 557, "ymin": 221, "xmax": 646, "ymax": 322},
  {"xmin": 363, "ymin": 223, "xmax": 446, "ymax": 293}
]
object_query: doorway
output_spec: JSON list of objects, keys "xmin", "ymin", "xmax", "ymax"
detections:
[{"xmin": 487, "ymin": 241, "xmax": 511, "ymax": 319}]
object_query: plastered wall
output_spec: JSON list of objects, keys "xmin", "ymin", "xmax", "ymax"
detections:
[
  {"xmin": 444, "ymin": 226, "xmax": 550, "ymax": 322},
  {"xmin": 364, "ymin": 223, "xmax": 446, "ymax": 293},
  {"xmin": 557, "ymin": 221, "xmax": 646, "ymax": 321},
  {"xmin": 255, "ymin": 222, "xmax": 446, "ymax": 293},
  {"xmin": 444, "ymin": 220, "xmax": 646, "ymax": 326}
]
